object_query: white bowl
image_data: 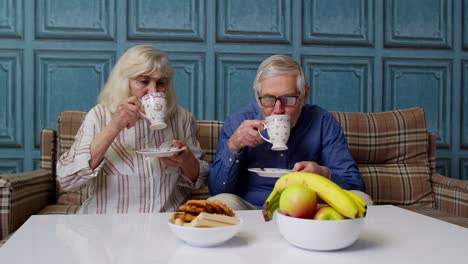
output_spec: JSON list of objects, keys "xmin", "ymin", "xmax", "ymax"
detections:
[
  {"xmin": 168, "ymin": 219, "xmax": 243, "ymax": 247},
  {"xmin": 275, "ymin": 211, "xmax": 364, "ymax": 251}
]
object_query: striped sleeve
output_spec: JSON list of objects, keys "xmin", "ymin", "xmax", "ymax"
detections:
[{"xmin": 56, "ymin": 106, "xmax": 105, "ymax": 191}]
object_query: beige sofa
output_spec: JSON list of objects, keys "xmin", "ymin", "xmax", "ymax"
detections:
[{"xmin": 1, "ymin": 107, "xmax": 467, "ymax": 245}]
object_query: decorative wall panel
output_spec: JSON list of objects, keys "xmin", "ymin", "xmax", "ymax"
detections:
[
  {"xmin": 384, "ymin": 59, "xmax": 451, "ymax": 148},
  {"xmin": 0, "ymin": 0, "xmax": 467, "ymax": 178},
  {"xmin": 461, "ymin": 159, "xmax": 468, "ymax": 180},
  {"xmin": 464, "ymin": 0, "xmax": 468, "ymax": 49},
  {"xmin": 34, "ymin": 51, "xmax": 114, "ymax": 147},
  {"xmin": 0, "ymin": 0, "xmax": 22, "ymax": 38},
  {"xmin": 0, "ymin": 159, "xmax": 22, "ymax": 174},
  {"xmin": 302, "ymin": 56, "xmax": 372, "ymax": 112},
  {"xmin": 169, "ymin": 53, "xmax": 205, "ymax": 118},
  {"xmin": 216, "ymin": 54, "xmax": 268, "ymax": 119},
  {"xmin": 436, "ymin": 158, "xmax": 451, "ymax": 176},
  {"xmin": 385, "ymin": 0, "xmax": 452, "ymax": 48},
  {"xmin": 303, "ymin": 0, "xmax": 373, "ymax": 46},
  {"xmin": 217, "ymin": 0, "xmax": 291, "ymax": 43},
  {"xmin": 128, "ymin": 0, "xmax": 205, "ymax": 41},
  {"xmin": 36, "ymin": 0, "xmax": 115, "ymax": 40},
  {"xmin": 0, "ymin": 50, "xmax": 22, "ymax": 147},
  {"xmin": 463, "ymin": 61, "xmax": 468, "ymax": 148}
]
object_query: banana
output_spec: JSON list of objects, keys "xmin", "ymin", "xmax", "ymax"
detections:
[
  {"xmin": 344, "ymin": 190, "xmax": 367, "ymax": 218},
  {"xmin": 262, "ymin": 172, "xmax": 358, "ymax": 221}
]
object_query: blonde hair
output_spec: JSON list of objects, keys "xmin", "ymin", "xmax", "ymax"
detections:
[
  {"xmin": 98, "ymin": 45, "xmax": 178, "ymax": 117},
  {"xmin": 253, "ymin": 55, "xmax": 306, "ymax": 97}
]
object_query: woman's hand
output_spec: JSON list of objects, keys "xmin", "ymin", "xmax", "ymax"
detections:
[
  {"xmin": 159, "ymin": 139, "xmax": 200, "ymax": 182},
  {"xmin": 109, "ymin": 96, "xmax": 143, "ymax": 132}
]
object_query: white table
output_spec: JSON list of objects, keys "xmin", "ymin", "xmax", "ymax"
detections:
[{"xmin": 0, "ymin": 205, "xmax": 467, "ymax": 264}]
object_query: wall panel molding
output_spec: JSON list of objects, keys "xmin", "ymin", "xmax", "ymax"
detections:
[
  {"xmin": 464, "ymin": 0, "xmax": 468, "ymax": 49},
  {"xmin": 461, "ymin": 159, "xmax": 468, "ymax": 180},
  {"xmin": 36, "ymin": 0, "xmax": 115, "ymax": 40},
  {"xmin": 169, "ymin": 53, "xmax": 205, "ymax": 118},
  {"xmin": 302, "ymin": 56, "xmax": 372, "ymax": 112},
  {"xmin": 216, "ymin": 54, "xmax": 270, "ymax": 119},
  {"xmin": 0, "ymin": 159, "xmax": 23, "ymax": 174},
  {"xmin": 303, "ymin": 0, "xmax": 373, "ymax": 46},
  {"xmin": 128, "ymin": 0, "xmax": 205, "ymax": 41},
  {"xmin": 34, "ymin": 50, "xmax": 114, "ymax": 147},
  {"xmin": 436, "ymin": 158, "xmax": 451, "ymax": 176},
  {"xmin": 0, "ymin": 50, "xmax": 22, "ymax": 147},
  {"xmin": 217, "ymin": 0, "xmax": 291, "ymax": 43},
  {"xmin": 462, "ymin": 61, "xmax": 468, "ymax": 149},
  {"xmin": 385, "ymin": 0, "xmax": 452, "ymax": 48},
  {"xmin": 384, "ymin": 59, "xmax": 451, "ymax": 148},
  {"xmin": 0, "ymin": 0, "xmax": 22, "ymax": 38}
]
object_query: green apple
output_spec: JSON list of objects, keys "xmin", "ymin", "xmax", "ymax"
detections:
[
  {"xmin": 279, "ymin": 184, "xmax": 317, "ymax": 219},
  {"xmin": 313, "ymin": 206, "xmax": 345, "ymax": 220}
]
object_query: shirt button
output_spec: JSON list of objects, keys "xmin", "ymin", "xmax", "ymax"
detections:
[
  {"xmin": 223, "ymin": 182, "xmax": 226, "ymax": 185},
  {"xmin": 229, "ymin": 158, "xmax": 233, "ymax": 162},
  {"xmin": 235, "ymin": 160, "xmax": 239, "ymax": 163},
  {"xmin": 280, "ymin": 153, "xmax": 284, "ymax": 157}
]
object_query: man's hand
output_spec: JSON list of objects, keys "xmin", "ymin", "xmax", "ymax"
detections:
[
  {"xmin": 227, "ymin": 120, "xmax": 265, "ymax": 153},
  {"xmin": 109, "ymin": 96, "xmax": 143, "ymax": 132},
  {"xmin": 292, "ymin": 161, "xmax": 331, "ymax": 178}
]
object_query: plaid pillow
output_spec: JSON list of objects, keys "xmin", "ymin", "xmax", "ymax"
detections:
[
  {"xmin": 196, "ymin": 120, "xmax": 223, "ymax": 163},
  {"xmin": 56, "ymin": 111, "xmax": 88, "ymax": 205},
  {"xmin": 331, "ymin": 108, "xmax": 434, "ymax": 206}
]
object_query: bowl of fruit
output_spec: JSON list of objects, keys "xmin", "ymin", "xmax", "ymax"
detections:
[{"xmin": 263, "ymin": 172, "xmax": 367, "ymax": 251}]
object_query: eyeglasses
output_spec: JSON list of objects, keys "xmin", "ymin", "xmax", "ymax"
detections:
[{"xmin": 258, "ymin": 96, "xmax": 299, "ymax": 107}]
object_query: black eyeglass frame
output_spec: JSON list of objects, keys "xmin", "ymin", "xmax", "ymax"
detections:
[{"xmin": 257, "ymin": 95, "xmax": 300, "ymax": 107}]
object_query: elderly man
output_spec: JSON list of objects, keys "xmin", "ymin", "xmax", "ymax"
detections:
[{"xmin": 208, "ymin": 55, "xmax": 366, "ymax": 210}]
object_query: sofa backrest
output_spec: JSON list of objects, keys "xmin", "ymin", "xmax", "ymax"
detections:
[
  {"xmin": 43, "ymin": 108, "xmax": 435, "ymax": 207},
  {"xmin": 330, "ymin": 108, "xmax": 434, "ymax": 207}
]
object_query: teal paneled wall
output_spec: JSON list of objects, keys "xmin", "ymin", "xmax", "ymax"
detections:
[{"xmin": 0, "ymin": 0, "xmax": 467, "ymax": 180}]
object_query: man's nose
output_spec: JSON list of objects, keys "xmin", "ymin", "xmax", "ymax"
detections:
[{"xmin": 273, "ymin": 100, "xmax": 285, "ymax": 114}]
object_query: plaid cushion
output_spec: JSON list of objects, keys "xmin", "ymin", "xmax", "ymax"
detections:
[
  {"xmin": 40, "ymin": 129, "xmax": 56, "ymax": 171},
  {"xmin": 400, "ymin": 206, "xmax": 468, "ymax": 228},
  {"xmin": 37, "ymin": 204, "xmax": 81, "ymax": 215},
  {"xmin": 56, "ymin": 111, "xmax": 88, "ymax": 206},
  {"xmin": 0, "ymin": 169, "xmax": 54, "ymax": 240},
  {"xmin": 331, "ymin": 108, "xmax": 434, "ymax": 206},
  {"xmin": 196, "ymin": 120, "xmax": 224, "ymax": 163},
  {"xmin": 432, "ymin": 174, "xmax": 468, "ymax": 217}
]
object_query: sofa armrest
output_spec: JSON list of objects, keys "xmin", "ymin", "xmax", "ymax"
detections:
[
  {"xmin": 0, "ymin": 169, "xmax": 54, "ymax": 240},
  {"xmin": 431, "ymin": 174, "xmax": 468, "ymax": 218}
]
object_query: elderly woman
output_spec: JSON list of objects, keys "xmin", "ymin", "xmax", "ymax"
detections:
[{"xmin": 57, "ymin": 45, "xmax": 208, "ymax": 214}]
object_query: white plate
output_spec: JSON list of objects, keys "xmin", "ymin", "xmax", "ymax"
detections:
[
  {"xmin": 248, "ymin": 168, "xmax": 292, "ymax": 178},
  {"xmin": 136, "ymin": 147, "xmax": 185, "ymax": 157}
]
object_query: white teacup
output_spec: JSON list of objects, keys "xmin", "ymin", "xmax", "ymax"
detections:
[
  {"xmin": 140, "ymin": 92, "xmax": 167, "ymax": 130},
  {"xmin": 259, "ymin": 114, "xmax": 290, "ymax": 151}
]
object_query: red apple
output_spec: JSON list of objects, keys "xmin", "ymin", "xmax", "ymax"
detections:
[
  {"xmin": 313, "ymin": 206, "xmax": 345, "ymax": 220},
  {"xmin": 279, "ymin": 184, "xmax": 317, "ymax": 219}
]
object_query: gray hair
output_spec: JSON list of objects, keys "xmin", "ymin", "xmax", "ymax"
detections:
[
  {"xmin": 253, "ymin": 55, "xmax": 306, "ymax": 97},
  {"xmin": 97, "ymin": 45, "xmax": 178, "ymax": 117}
]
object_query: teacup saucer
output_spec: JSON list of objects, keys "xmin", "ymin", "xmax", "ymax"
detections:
[
  {"xmin": 136, "ymin": 147, "xmax": 185, "ymax": 158},
  {"xmin": 248, "ymin": 168, "xmax": 292, "ymax": 178}
]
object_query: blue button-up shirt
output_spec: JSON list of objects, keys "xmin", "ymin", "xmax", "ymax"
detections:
[{"xmin": 208, "ymin": 103, "xmax": 364, "ymax": 208}]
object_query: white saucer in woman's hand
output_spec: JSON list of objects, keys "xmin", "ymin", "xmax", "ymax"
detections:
[
  {"xmin": 136, "ymin": 147, "xmax": 185, "ymax": 157},
  {"xmin": 248, "ymin": 168, "xmax": 292, "ymax": 178}
]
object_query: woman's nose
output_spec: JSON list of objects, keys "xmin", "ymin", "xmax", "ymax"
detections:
[{"xmin": 147, "ymin": 81, "xmax": 157, "ymax": 93}]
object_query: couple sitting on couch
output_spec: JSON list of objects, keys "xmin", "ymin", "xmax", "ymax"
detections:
[{"xmin": 57, "ymin": 45, "xmax": 369, "ymax": 214}]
